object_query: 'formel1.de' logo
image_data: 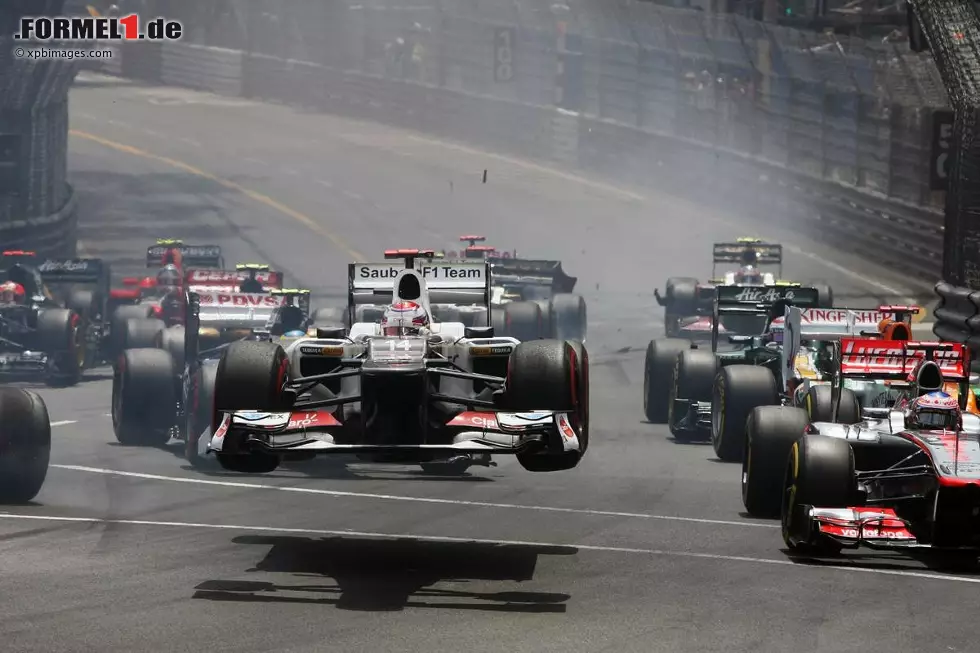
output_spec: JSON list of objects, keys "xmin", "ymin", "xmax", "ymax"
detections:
[{"xmin": 14, "ymin": 15, "xmax": 182, "ymax": 41}]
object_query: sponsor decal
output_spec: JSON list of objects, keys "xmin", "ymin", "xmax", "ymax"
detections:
[
  {"xmin": 37, "ymin": 260, "xmax": 94, "ymax": 273},
  {"xmin": 840, "ymin": 339, "xmax": 965, "ymax": 376},
  {"xmin": 354, "ymin": 263, "xmax": 485, "ymax": 283},
  {"xmin": 186, "ymin": 269, "xmax": 277, "ymax": 284},
  {"xmin": 237, "ymin": 412, "xmax": 272, "ymax": 421},
  {"xmin": 448, "ymin": 411, "xmax": 499, "ymax": 430},
  {"xmin": 196, "ymin": 292, "xmax": 285, "ymax": 307},
  {"xmin": 732, "ymin": 287, "xmax": 794, "ymax": 302},
  {"xmin": 286, "ymin": 410, "xmax": 339, "ymax": 431}
]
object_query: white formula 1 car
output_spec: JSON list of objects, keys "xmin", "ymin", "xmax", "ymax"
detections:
[{"xmin": 204, "ymin": 250, "xmax": 590, "ymax": 476}]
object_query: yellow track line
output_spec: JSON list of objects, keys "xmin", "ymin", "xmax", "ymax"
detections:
[{"xmin": 70, "ymin": 129, "xmax": 365, "ymax": 260}]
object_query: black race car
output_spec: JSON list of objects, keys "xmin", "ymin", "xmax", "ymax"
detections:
[{"xmin": 0, "ymin": 251, "xmax": 112, "ymax": 384}]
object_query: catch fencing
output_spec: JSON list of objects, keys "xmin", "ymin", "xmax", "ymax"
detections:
[
  {"xmin": 97, "ymin": 0, "xmax": 949, "ymax": 281},
  {"xmin": 0, "ymin": 38, "xmax": 80, "ymax": 257}
]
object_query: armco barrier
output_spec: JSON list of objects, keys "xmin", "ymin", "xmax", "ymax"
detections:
[
  {"xmin": 96, "ymin": 39, "xmax": 946, "ymax": 284},
  {"xmin": 0, "ymin": 185, "xmax": 78, "ymax": 258}
]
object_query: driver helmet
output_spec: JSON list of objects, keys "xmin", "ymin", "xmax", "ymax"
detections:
[
  {"xmin": 0, "ymin": 281, "xmax": 25, "ymax": 304},
  {"xmin": 734, "ymin": 265, "xmax": 763, "ymax": 284},
  {"xmin": 381, "ymin": 300, "xmax": 429, "ymax": 336},
  {"xmin": 156, "ymin": 264, "xmax": 181, "ymax": 291},
  {"xmin": 905, "ymin": 391, "xmax": 961, "ymax": 431}
]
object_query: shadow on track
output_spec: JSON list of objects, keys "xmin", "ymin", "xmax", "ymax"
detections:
[
  {"xmin": 157, "ymin": 449, "xmax": 496, "ymax": 483},
  {"xmin": 780, "ymin": 547, "xmax": 980, "ymax": 576},
  {"xmin": 193, "ymin": 534, "xmax": 575, "ymax": 612}
]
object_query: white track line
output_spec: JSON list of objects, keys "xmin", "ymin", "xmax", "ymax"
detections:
[
  {"xmin": 50, "ymin": 464, "xmax": 777, "ymax": 529},
  {"xmin": 50, "ymin": 421, "xmax": 77, "ymax": 427},
  {"xmin": 0, "ymin": 512, "xmax": 975, "ymax": 585}
]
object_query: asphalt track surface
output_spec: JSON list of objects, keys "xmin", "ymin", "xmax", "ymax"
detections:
[{"xmin": 0, "ymin": 72, "xmax": 965, "ymax": 652}]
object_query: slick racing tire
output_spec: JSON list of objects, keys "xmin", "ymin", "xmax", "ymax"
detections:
[
  {"xmin": 805, "ymin": 385, "xmax": 861, "ymax": 424},
  {"xmin": 110, "ymin": 304, "xmax": 154, "ymax": 356},
  {"xmin": 0, "ymin": 388, "xmax": 51, "ymax": 503},
  {"xmin": 67, "ymin": 289, "xmax": 100, "ymax": 368},
  {"xmin": 213, "ymin": 341, "xmax": 293, "ymax": 434},
  {"xmin": 669, "ymin": 349, "xmax": 717, "ymax": 442},
  {"xmin": 312, "ymin": 306, "xmax": 349, "ymax": 329},
  {"xmin": 121, "ymin": 317, "xmax": 166, "ymax": 352},
  {"xmin": 711, "ymin": 365, "xmax": 778, "ymax": 462},
  {"xmin": 67, "ymin": 289, "xmax": 99, "ymax": 321},
  {"xmin": 781, "ymin": 434, "xmax": 854, "ymax": 555},
  {"xmin": 356, "ymin": 305, "xmax": 385, "ymax": 324},
  {"xmin": 643, "ymin": 338, "xmax": 689, "ymax": 423},
  {"xmin": 457, "ymin": 306, "xmax": 489, "ymax": 328},
  {"xmin": 742, "ymin": 406, "xmax": 809, "ymax": 518},
  {"xmin": 811, "ymin": 283, "xmax": 834, "ymax": 309},
  {"xmin": 186, "ymin": 364, "xmax": 219, "ymax": 469},
  {"xmin": 664, "ymin": 277, "xmax": 698, "ymax": 336},
  {"xmin": 549, "ymin": 293, "xmax": 587, "ymax": 342},
  {"xmin": 506, "ymin": 340, "xmax": 588, "ymax": 472},
  {"xmin": 490, "ymin": 306, "xmax": 506, "ymax": 332},
  {"xmin": 159, "ymin": 325, "xmax": 186, "ymax": 373},
  {"xmin": 112, "ymin": 348, "xmax": 177, "ymax": 447},
  {"xmin": 502, "ymin": 301, "xmax": 544, "ymax": 342},
  {"xmin": 37, "ymin": 308, "xmax": 85, "ymax": 387}
]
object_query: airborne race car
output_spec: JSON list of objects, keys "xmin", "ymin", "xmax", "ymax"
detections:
[
  {"xmin": 739, "ymin": 338, "xmax": 980, "ymax": 557},
  {"xmin": 655, "ymin": 239, "xmax": 833, "ymax": 338},
  {"xmin": 203, "ymin": 251, "xmax": 589, "ymax": 476}
]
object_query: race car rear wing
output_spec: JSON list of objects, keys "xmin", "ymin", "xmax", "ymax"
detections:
[
  {"xmin": 184, "ymin": 268, "xmax": 284, "ymax": 291},
  {"xmin": 715, "ymin": 284, "xmax": 819, "ymax": 308},
  {"xmin": 146, "ymin": 244, "xmax": 223, "ymax": 268},
  {"xmin": 34, "ymin": 258, "xmax": 111, "ymax": 287},
  {"xmin": 348, "ymin": 255, "xmax": 491, "ymax": 309},
  {"xmin": 712, "ymin": 241, "xmax": 782, "ymax": 270},
  {"xmin": 486, "ymin": 257, "xmax": 577, "ymax": 293},
  {"xmin": 836, "ymin": 338, "xmax": 968, "ymax": 380}
]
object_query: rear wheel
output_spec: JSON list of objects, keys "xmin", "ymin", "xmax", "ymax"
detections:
[
  {"xmin": 0, "ymin": 389, "xmax": 51, "ymax": 503},
  {"xmin": 502, "ymin": 301, "xmax": 544, "ymax": 342},
  {"xmin": 663, "ymin": 277, "xmax": 698, "ymax": 336},
  {"xmin": 37, "ymin": 308, "xmax": 85, "ymax": 387},
  {"xmin": 550, "ymin": 293, "xmax": 586, "ymax": 342},
  {"xmin": 669, "ymin": 349, "xmax": 717, "ymax": 441},
  {"xmin": 711, "ymin": 365, "xmax": 778, "ymax": 462},
  {"xmin": 122, "ymin": 317, "xmax": 165, "ymax": 351},
  {"xmin": 112, "ymin": 348, "xmax": 176, "ymax": 446},
  {"xmin": 805, "ymin": 385, "xmax": 861, "ymax": 424},
  {"xmin": 110, "ymin": 304, "xmax": 154, "ymax": 356},
  {"xmin": 643, "ymin": 338, "xmax": 690, "ymax": 423}
]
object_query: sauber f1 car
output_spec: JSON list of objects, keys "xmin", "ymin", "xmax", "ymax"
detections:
[
  {"xmin": 655, "ymin": 238, "xmax": 833, "ymax": 337},
  {"xmin": 740, "ymin": 338, "xmax": 980, "ymax": 557},
  {"xmin": 203, "ymin": 250, "xmax": 589, "ymax": 476}
]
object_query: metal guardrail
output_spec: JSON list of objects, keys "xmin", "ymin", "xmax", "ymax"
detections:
[
  {"xmin": 86, "ymin": 0, "xmax": 951, "ymax": 282},
  {"xmin": 0, "ymin": 35, "xmax": 80, "ymax": 256}
]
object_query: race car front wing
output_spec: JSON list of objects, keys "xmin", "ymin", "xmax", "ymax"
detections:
[{"xmin": 207, "ymin": 409, "xmax": 583, "ymax": 456}]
